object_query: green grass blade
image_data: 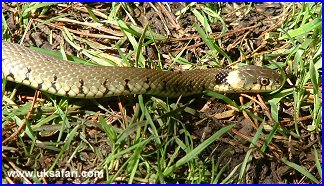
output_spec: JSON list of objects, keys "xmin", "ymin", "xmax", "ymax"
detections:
[
  {"xmin": 163, "ymin": 124, "xmax": 234, "ymax": 176},
  {"xmin": 281, "ymin": 157, "xmax": 320, "ymax": 183}
]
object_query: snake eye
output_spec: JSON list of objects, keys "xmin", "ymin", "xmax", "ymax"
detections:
[{"xmin": 259, "ymin": 77, "xmax": 270, "ymax": 86}]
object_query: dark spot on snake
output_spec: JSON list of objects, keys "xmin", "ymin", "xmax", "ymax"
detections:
[
  {"xmin": 79, "ymin": 89, "xmax": 84, "ymax": 94},
  {"xmin": 79, "ymin": 79, "xmax": 84, "ymax": 94},
  {"xmin": 51, "ymin": 75, "xmax": 58, "ymax": 89},
  {"xmin": 124, "ymin": 79, "xmax": 130, "ymax": 91},
  {"xmin": 145, "ymin": 77, "xmax": 150, "ymax": 84},
  {"xmin": 51, "ymin": 82, "xmax": 56, "ymax": 89},
  {"xmin": 215, "ymin": 70, "xmax": 229, "ymax": 85},
  {"xmin": 102, "ymin": 79, "xmax": 108, "ymax": 87},
  {"xmin": 103, "ymin": 88, "xmax": 110, "ymax": 96},
  {"xmin": 162, "ymin": 80, "xmax": 167, "ymax": 91},
  {"xmin": 79, "ymin": 79, "xmax": 84, "ymax": 86},
  {"xmin": 7, "ymin": 72, "xmax": 15, "ymax": 79},
  {"xmin": 146, "ymin": 86, "xmax": 151, "ymax": 92},
  {"xmin": 24, "ymin": 67, "xmax": 32, "ymax": 80},
  {"xmin": 37, "ymin": 83, "xmax": 42, "ymax": 89},
  {"xmin": 187, "ymin": 80, "xmax": 194, "ymax": 91}
]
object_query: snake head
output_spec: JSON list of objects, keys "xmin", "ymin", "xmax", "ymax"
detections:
[
  {"xmin": 212, "ymin": 65, "xmax": 283, "ymax": 93},
  {"xmin": 240, "ymin": 65, "xmax": 283, "ymax": 92}
]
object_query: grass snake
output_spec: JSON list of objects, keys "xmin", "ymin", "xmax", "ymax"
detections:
[{"xmin": 2, "ymin": 41, "xmax": 283, "ymax": 98}]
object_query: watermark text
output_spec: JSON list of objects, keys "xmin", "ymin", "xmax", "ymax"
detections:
[{"xmin": 7, "ymin": 169, "xmax": 103, "ymax": 178}]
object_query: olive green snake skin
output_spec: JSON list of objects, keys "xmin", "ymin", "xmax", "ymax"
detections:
[{"xmin": 2, "ymin": 41, "xmax": 283, "ymax": 98}]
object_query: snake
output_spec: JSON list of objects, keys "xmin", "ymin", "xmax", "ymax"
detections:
[{"xmin": 2, "ymin": 41, "xmax": 283, "ymax": 98}]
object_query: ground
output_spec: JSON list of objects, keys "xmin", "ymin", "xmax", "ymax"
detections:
[{"xmin": 2, "ymin": 2, "xmax": 322, "ymax": 183}]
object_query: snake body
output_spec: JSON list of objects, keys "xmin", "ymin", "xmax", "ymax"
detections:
[{"xmin": 2, "ymin": 41, "xmax": 282, "ymax": 98}]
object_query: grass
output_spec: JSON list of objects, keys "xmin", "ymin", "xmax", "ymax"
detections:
[{"xmin": 2, "ymin": 2, "xmax": 322, "ymax": 183}]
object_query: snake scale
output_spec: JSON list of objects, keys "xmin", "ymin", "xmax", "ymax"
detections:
[{"xmin": 2, "ymin": 41, "xmax": 283, "ymax": 98}]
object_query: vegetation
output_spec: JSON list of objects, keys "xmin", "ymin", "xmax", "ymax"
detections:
[{"xmin": 2, "ymin": 2, "xmax": 321, "ymax": 183}]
